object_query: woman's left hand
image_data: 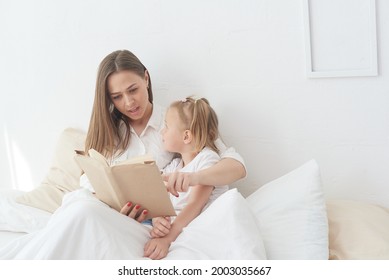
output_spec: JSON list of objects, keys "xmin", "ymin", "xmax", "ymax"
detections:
[
  {"xmin": 144, "ymin": 237, "xmax": 171, "ymax": 260},
  {"xmin": 120, "ymin": 202, "xmax": 148, "ymax": 222}
]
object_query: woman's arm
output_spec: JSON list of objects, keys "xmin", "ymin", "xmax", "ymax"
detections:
[
  {"xmin": 143, "ymin": 185, "xmax": 214, "ymax": 260},
  {"xmin": 197, "ymin": 157, "xmax": 246, "ymax": 185},
  {"xmin": 164, "ymin": 157, "xmax": 246, "ymax": 197},
  {"xmin": 164, "ymin": 139, "xmax": 246, "ymax": 196}
]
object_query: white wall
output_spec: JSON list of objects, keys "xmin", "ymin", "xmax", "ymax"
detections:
[{"xmin": 1, "ymin": 0, "xmax": 388, "ymax": 207}]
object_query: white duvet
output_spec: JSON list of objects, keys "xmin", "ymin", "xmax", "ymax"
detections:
[{"xmin": 0, "ymin": 189, "xmax": 267, "ymax": 260}]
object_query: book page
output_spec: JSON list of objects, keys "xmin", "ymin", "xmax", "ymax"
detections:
[
  {"xmin": 114, "ymin": 154, "xmax": 155, "ymax": 166},
  {"xmin": 74, "ymin": 155, "xmax": 122, "ymax": 210},
  {"xmin": 88, "ymin": 149, "xmax": 109, "ymax": 167}
]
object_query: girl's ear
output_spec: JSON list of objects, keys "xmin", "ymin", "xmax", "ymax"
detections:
[{"xmin": 183, "ymin": 130, "xmax": 193, "ymax": 144}]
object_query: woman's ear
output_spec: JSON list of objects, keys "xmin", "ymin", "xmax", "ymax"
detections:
[
  {"xmin": 183, "ymin": 130, "xmax": 193, "ymax": 144},
  {"xmin": 144, "ymin": 70, "xmax": 150, "ymax": 88}
]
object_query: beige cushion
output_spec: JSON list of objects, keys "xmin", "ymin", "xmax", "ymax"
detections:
[
  {"xmin": 15, "ymin": 128, "xmax": 86, "ymax": 213},
  {"xmin": 327, "ymin": 199, "xmax": 389, "ymax": 260}
]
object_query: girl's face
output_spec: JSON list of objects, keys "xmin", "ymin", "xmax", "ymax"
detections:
[
  {"xmin": 107, "ymin": 70, "xmax": 151, "ymax": 123},
  {"xmin": 161, "ymin": 107, "xmax": 186, "ymax": 153}
]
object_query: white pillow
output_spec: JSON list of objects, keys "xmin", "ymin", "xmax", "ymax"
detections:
[
  {"xmin": 166, "ymin": 188, "xmax": 267, "ymax": 259},
  {"xmin": 246, "ymin": 160, "xmax": 328, "ymax": 260},
  {"xmin": 0, "ymin": 189, "xmax": 52, "ymax": 233}
]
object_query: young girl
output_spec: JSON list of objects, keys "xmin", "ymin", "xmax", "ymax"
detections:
[{"xmin": 144, "ymin": 96, "xmax": 228, "ymax": 260}]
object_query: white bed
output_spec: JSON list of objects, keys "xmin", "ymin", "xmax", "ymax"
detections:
[
  {"xmin": 1, "ymin": 128, "xmax": 388, "ymax": 260},
  {"xmin": 0, "ymin": 189, "xmax": 51, "ymax": 248},
  {"xmin": 0, "ymin": 231, "xmax": 24, "ymax": 248}
]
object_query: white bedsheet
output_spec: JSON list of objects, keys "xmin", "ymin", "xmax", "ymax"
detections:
[
  {"xmin": 0, "ymin": 189, "xmax": 266, "ymax": 260},
  {"xmin": 0, "ymin": 189, "xmax": 39, "ymax": 250},
  {"xmin": 0, "ymin": 189, "xmax": 51, "ymax": 233},
  {"xmin": 0, "ymin": 231, "xmax": 25, "ymax": 248}
]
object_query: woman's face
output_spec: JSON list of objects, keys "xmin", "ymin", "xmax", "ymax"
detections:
[{"xmin": 107, "ymin": 70, "xmax": 151, "ymax": 123}]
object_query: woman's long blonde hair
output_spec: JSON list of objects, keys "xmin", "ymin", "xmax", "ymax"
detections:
[
  {"xmin": 170, "ymin": 96, "xmax": 219, "ymax": 153},
  {"xmin": 85, "ymin": 50, "xmax": 153, "ymax": 158}
]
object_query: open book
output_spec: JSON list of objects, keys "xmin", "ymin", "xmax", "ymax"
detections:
[{"xmin": 74, "ymin": 149, "xmax": 176, "ymax": 219}]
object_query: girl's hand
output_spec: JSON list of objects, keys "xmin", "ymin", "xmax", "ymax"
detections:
[
  {"xmin": 163, "ymin": 171, "xmax": 199, "ymax": 197},
  {"xmin": 120, "ymin": 202, "xmax": 148, "ymax": 222},
  {"xmin": 144, "ymin": 237, "xmax": 171, "ymax": 260},
  {"xmin": 150, "ymin": 216, "xmax": 171, "ymax": 238}
]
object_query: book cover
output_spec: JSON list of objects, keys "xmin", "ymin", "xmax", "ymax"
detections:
[{"xmin": 74, "ymin": 149, "xmax": 176, "ymax": 219}]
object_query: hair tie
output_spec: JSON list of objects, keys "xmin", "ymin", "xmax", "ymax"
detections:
[{"xmin": 193, "ymin": 96, "xmax": 202, "ymax": 104}]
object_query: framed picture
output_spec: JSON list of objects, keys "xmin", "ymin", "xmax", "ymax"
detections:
[{"xmin": 302, "ymin": 0, "xmax": 378, "ymax": 78}]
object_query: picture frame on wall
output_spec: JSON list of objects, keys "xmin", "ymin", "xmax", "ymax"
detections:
[{"xmin": 302, "ymin": 0, "xmax": 378, "ymax": 78}]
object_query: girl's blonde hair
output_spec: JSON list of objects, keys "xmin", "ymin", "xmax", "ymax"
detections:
[
  {"xmin": 85, "ymin": 50, "xmax": 153, "ymax": 158},
  {"xmin": 170, "ymin": 96, "xmax": 219, "ymax": 153}
]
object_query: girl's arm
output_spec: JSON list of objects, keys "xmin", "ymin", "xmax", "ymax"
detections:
[{"xmin": 143, "ymin": 185, "xmax": 214, "ymax": 260}]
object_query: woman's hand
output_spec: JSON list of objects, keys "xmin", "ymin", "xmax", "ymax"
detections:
[
  {"xmin": 150, "ymin": 216, "xmax": 171, "ymax": 238},
  {"xmin": 164, "ymin": 158, "xmax": 246, "ymax": 197},
  {"xmin": 120, "ymin": 202, "xmax": 148, "ymax": 222},
  {"xmin": 144, "ymin": 237, "xmax": 171, "ymax": 260},
  {"xmin": 163, "ymin": 171, "xmax": 199, "ymax": 197}
]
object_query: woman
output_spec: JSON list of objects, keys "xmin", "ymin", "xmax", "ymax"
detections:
[{"xmin": 0, "ymin": 50, "xmax": 245, "ymax": 259}]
